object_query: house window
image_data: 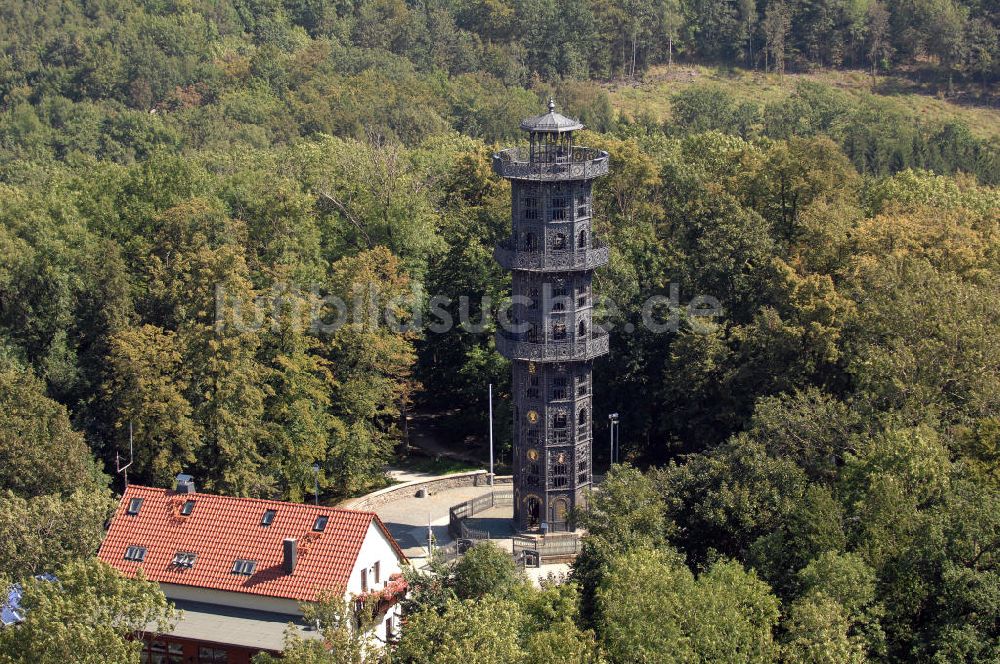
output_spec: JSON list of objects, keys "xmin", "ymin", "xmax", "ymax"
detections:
[
  {"xmin": 198, "ymin": 646, "xmax": 229, "ymax": 663},
  {"xmin": 386, "ymin": 615, "xmax": 395, "ymax": 642},
  {"xmin": 524, "ymin": 233, "xmax": 536, "ymax": 250},
  {"xmin": 552, "ymin": 476, "xmax": 568, "ymax": 488},
  {"xmin": 552, "ymin": 323, "xmax": 567, "ymax": 340},
  {"xmin": 145, "ymin": 640, "xmax": 185, "ymax": 664},
  {"xmin": 553, "ymin": 413, "xmax": 567, "ymax": 429},
  {"xmin": 313, "ymin": 515, "xmax": 329, "ymax": 532},
  {"xmin": 126, "ymin": 497, "xmax": 143, "ymax": 516},
  {"xmin": 374, "ymin": 561, "xmax": 381, "ymax": 585},
  {"xmin": 171, "ymin": 552, "xmax": 196, "ymax": 568},
  {"xmin": 553, "ymin": 232, "xmax": 566, "ymax": 249},
  {"xmin": 124, "ymin": 545, "xmax": 146, "ymax": 562},
  {"xmin": 232, "ymin": 559, "xmax": 256, "ymax": 576},
  {"xmin": 361, "ymin": 568, "xmax": 368, "ymax": 592},
  {"xmin": 179, "ymin": 500, "xmax": 195, "ymax": 516},
  {"xmin": 261, "ymin": 509, "xmax": 276, "ymax": 526}
]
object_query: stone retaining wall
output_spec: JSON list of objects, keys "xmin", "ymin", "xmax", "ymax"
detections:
[{"xmin": 341, "ymin": 471, "xmax": 513, "ymax": 511}]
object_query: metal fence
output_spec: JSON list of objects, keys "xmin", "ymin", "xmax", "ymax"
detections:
[
  {"xmin": 513, "ymin": 533, "xmax": 581, "ymax": 567},
  {"xmin": 446, "ymin": 490, "xmax": 580, "ymax": 568},
  {"xmin": 448, "ymin": 490, "xmax": 513, "ymax": 539}
]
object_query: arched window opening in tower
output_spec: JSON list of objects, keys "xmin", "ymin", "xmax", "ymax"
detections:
[
  {"xmin": 578, "ymin": 230, "xmax": 587, "ymax": 248},
  {"xmin": 579, "ymin": 408, "xmax": 588, "ymax": 426},
  {"xmin": 578, "ymin": 321, "xmax": 587, "ymax": 338}
]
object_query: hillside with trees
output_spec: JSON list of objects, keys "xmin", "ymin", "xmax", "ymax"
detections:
[{"xmin": 0, "ymin": 0, "xmax": 997, "ymax": 662}]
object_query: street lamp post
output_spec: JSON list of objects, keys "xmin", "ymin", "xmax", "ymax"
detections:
[
  {"xmin": 311, "ymin": 462, "xmax": 320, "ymax": 506},
  {"xmin": 488, "ymin": 383, "xmax": 494, "ymax": 486},
  {"xmin": 608, "ymin": 413, "xmax": 619, "ymax": 471}
]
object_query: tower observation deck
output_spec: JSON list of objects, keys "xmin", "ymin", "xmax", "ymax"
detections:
[{"xmin": 493, "ymin": 101, "xmax": 610, "ymax": 533}]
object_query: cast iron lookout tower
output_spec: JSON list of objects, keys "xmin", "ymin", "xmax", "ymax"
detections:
[{"xmin": 493, "ymin": 101, "xmax": 610, "ymax": 532}]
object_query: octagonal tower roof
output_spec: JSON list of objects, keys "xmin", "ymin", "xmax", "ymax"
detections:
[{"xmin": 520, "ymin": 99, "xmax": 584, "ymax": 133}]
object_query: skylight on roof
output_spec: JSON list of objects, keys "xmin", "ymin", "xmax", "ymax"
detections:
[
  {"xmin": 124, "ymin": 546, "xmax": 146, "ymax": 562},
  {"xmin": 126, "ymin": 497, "xmax": 143, "ymax": 516},
  {"xmin": 180, "ymin": 500, "xmax": 195, "ymax": 516},
  {"xmin": 172, "ymin": 552, "xmax": 197, "ymax": 568},
  {"xmin": 232, "ymin": 559, "xmax": 256, "ymax": 576},
  {"xmin": 313, "ymin": 515, "xmax": 329, "ymax": 532},
  {"xmin": 261, "ymin": 509, "xmax": 276, "ymax": 527}
]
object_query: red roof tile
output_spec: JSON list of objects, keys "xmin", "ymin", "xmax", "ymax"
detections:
[{"xmin": 98, "ymin": 485, "xmax": 406, "ymax": 602}]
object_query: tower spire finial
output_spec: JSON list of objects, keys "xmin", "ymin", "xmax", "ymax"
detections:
[{"xmin": 548, "ymin": 98, "xmax": 555, "ymax": 113}]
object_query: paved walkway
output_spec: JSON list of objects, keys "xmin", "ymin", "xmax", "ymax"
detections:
[
  {"xmin": 374, "ymin": 482, "xmax": 498, "ymax": 560},
  {"xmin": 369, "ymin": 473, "xmax": 576, "ymax": 583}
]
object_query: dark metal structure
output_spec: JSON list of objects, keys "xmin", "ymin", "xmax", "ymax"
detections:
[{"xmin": 493, "ymin": 101, "xmax": 610, "ymax": 533}]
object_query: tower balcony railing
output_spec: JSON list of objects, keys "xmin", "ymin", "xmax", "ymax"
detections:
[
  {"xmin": 494, "ymin": 238, "xmax": 609, "ymax": 271},
  {"xmin": 493, "ymin": 147, "xmax": 610, "ymax": 181},
  {"xmin": 495, "ymin": 328, "xmax": 609, "ymax": 362}
]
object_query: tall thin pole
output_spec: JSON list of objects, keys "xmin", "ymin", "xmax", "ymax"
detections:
[
  {"xmin": 608, "ymin": 415, "xmax": 614, "ymax": 471},
  {"xmin": 614, "ymin": 420, "xmax": 620, "ymax": 464},
  {"xmin": 488, "ymin": 383, "xmax": 494, "ymax": 486}
]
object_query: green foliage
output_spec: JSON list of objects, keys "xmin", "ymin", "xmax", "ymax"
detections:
[
  {"xmin": 394, "ymin": 597, "xmax": 527, "ymax": 664},
  {"xmin": 0, "ymin": 559, "xmax": 175, "ymax": 664},
  {"xmin": 255, "ymin": 591, "xmax": 382, "ymax": 664},
  {"xmin": 451, "ymin": 541, "xmax": 524, "ymax": 600},
  {"xmin": 595, "ymin": 547, "xmax": 780, "ymax": 663},
  {"xmin": 0, "ymin": 489, "xmax": 116, "ymax": 580},
  {"xmin": 0, "ymin": 359, "xmax": 104, "ymax": 497}
]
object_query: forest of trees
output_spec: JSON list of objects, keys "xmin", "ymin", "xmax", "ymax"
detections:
[{"xmin": 0, "ymin": 0, "xmax": 998, "ymax": 662}]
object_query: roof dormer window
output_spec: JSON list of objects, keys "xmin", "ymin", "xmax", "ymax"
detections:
[
  {"xmin": 313, "ymin": 515, "xmax": 329, "ymax": 532},
  {"xmin": 172, "ymin": 552, "xmax": 197, "ymax": 568},
  {"xmin": 126, "ymin": 497, "xmax": 143, "ymax": 516},
  {"xmin": 232, "ymin": 559, "xmax": 256, "ymax": 576},
  {"xmin": 124, "ymin": 546, "xmax": 146, "ymax": 562},
  {"xmin": 180, "ymin": 500, "xmax": 195, "ymax": 516},
  {"xmin": 261, "ymin": 509, "xmax": 276, "ymax": 526}
]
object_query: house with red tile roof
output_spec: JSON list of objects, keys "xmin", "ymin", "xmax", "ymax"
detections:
[{"xmin": 98, "ymin": 475, "xmax": 407, "ymax": 663}]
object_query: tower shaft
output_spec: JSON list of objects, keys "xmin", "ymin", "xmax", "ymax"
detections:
[{"xmin": 493, "ymin": 103, "xmax": 609, "ymax": 533}]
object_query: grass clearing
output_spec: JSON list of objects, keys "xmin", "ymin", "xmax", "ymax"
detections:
[{"xmin": 605, "ymin": 65, "xmax": 1000, "ymax": 140}]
